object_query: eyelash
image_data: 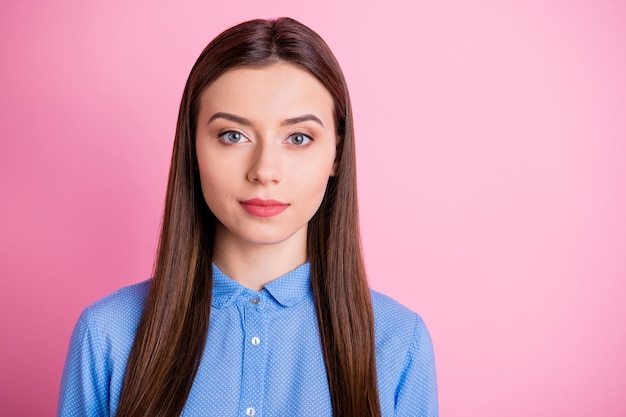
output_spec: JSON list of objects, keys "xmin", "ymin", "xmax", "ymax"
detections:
[{"xmin": 217, "ymin": 131, "xmax": 314, "ymax": 146}]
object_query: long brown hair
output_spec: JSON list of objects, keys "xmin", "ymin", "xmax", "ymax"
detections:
[{"xmin": 116, "ymin": 17, "xmax": 381, "ymax": 417}]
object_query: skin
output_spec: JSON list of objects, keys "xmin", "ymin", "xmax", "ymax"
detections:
[{"xmin": 195, "ymin": 61, "xmax": 337, "ymax": 290}]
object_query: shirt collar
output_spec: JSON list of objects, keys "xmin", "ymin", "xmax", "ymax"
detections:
[{"xmin": 211, "ymin": 262, "xmax": 311, "ymax": 308}]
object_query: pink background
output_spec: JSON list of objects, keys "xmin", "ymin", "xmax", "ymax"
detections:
[{"xmin": 1, "ymin": 1, "xmax": 625, "ymax": 415}]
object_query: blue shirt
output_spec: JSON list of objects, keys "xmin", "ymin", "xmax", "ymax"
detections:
[{"xmin": 58, "ymin": 263, "xmax": 438, "ymax": 416}]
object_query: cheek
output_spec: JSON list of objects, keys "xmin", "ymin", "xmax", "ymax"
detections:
[
  {"xmin": 196, "ymin": 148, "xmax": 235, "ymax": 189},
  {"xmin": 296, "ymin": 164, "xmax": 334, "ymax": 209},
  {"xmin": 197, "ymin": 164, "xmax": 227, "ymax": 206}
]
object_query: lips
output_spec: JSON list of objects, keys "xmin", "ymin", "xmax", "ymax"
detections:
[{"xmin": 240, "ymin": 198, "xmax": 289, "ymax": 218}]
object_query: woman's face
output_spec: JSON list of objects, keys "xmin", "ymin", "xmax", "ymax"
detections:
[{"xmin": 195, "ymin": 61, "xmax": 337, "ymax": 250}]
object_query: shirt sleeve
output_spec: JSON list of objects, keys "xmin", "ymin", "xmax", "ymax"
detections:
[
  {"xmin": 394, "ymin": 315, "xmax": 439, "ymax": 416},
  {"xmin": 57, "ymin": 307, "xmax": 110, "ymax": 417}
]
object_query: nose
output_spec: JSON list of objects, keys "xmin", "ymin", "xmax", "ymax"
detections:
[{"xmin": 247, "ymin": 142, "xmax": 281, "ymax": 185}]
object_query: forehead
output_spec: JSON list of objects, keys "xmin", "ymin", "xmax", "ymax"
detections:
[{"xmin": 198, "ymin": 61, "xmax": 335, "ymax": 123}]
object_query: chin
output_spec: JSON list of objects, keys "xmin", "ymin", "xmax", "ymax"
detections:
[
  {"xmin": 238, "ymin": 223, "xmax": 308, "ymax": 246},
  {"xmin": 240, "ymin": 231, "xmax": 299, "ymax": 246}
]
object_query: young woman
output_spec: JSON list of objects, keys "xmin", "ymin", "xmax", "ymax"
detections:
[{"xmin": 58, "ymin": 17, "xmax": 438, "ymax": 417}]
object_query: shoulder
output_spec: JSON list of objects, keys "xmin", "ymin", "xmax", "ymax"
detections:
[
  {"xmin": 59, "ymin": 281, "xmax": 151, "ymax": 416},
  {"xmin": 85, "ymin": 279, "xmax": 150, "ymax": 318},
  {"xmin": 88, "ymin": 279, "xmax": 150, "ymax": 312},
  {"xmin": 370, "ymin": 289, "xmax": 425, "ymax": 339},
  {"xmin": 76, "ymin": 279, "xmax": 151, "ymax": 342},
  {"xmin": 370, "ymin": 290, "xmax": 438, "ymax": 415},
  {"xmin": 369, "ymin": 289, "xmax": 432, "ymax": 366}
]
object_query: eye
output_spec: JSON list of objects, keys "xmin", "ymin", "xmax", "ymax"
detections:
[
  {"xmin": 219, "ymin": 131, "xmax": 247, "ymax": 144},
  {"xmin": 286, "ymin": 133, "xmax": 312, "ymax": 146}
]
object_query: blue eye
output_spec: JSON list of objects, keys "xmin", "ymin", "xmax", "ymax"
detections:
[
  {"xmin": 219, "ymin": 131, "xmax": 245, "ymax": 144},
  {"xmin": 287, "ymin": 133, "xmax": 312, "ymax": 146}
]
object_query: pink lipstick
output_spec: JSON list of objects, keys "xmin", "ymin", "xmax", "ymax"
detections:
[{"xmin": 240, "ymin": 198, "xmax": 288, "ymax": 218}]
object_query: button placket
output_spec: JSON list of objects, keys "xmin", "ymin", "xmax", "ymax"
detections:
[{"xmin": 238, "ymin": 292, "xmax": 267, "ymax": 417}]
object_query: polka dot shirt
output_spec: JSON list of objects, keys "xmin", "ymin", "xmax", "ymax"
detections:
[{"xmin": 58, "ymin": 263, "xmax": 438, "ymax": 416}]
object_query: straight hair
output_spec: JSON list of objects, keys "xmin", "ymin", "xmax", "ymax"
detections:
[{"xmin": 116, "ymin": 17, "xmax": 381, "ymax": 417}]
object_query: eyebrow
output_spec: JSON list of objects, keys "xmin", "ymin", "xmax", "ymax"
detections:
[
  {"xmin": 208, "ymin": 112, "xmax": 252, "ymax": 125},
  {"xmin": 208, "ymin": 112, "xmax": 324, "ymax": 128},
  {"xmin": 281, "ymin": 114, "xmax": 325, "ymax": 128}
]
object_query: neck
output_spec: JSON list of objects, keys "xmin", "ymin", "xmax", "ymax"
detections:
[{"xmin": 212, "ymin": 224, "xmax": 308, "ymax": 291}]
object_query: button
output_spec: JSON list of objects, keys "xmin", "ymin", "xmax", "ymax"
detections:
[
  {"xmin": 250, "ymin": 297, "xmax": 260, "ymax": 305},
  {"xmin": 246, "ymin": 407, "xmax": 256, "ymax": 416},
  {"xmin": 251, "ymin": 336, "xmax": 261, "ymax": 346}
]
